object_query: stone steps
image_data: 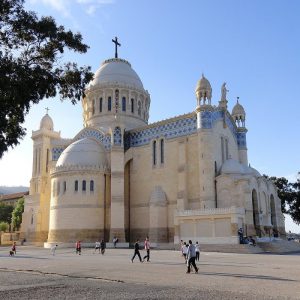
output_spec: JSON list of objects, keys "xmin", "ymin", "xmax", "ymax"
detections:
[
  {"xmin": 257, "ymin": 240, "xmax": 300, "ymax": 254},
  {"xmin": 199, "ymin": 244, "xmax": 264, "ymax": 254}
]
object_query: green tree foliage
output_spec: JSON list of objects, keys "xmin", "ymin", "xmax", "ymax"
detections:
[
  {"xmin": 0, "ymin": 202, "xmax": 14, "ymax": 223},
  {"xmin": 0, "ymin": 0, "xmax": 93, "ymax": 157},
  {"xmin": 265, "ymin": 175, "xmax": 300, "ymax": 225},
  {"xmin": 12, "ymin": 197, "xmax": 24, "ymax": 230},
  {"xmin": 0, "ymin": 221, "xmax": 9, "ymax": 232}
]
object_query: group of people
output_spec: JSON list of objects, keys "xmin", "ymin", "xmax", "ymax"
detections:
[
  {"xmin": 10, "ymin": 236, "xmax": 199, "ymax": 274},
  {"xmin": 131, "ymin": 236, "xmax": 150, "ymax": 263},
  {"xmin": 238, "ymin": 228, "xmax": 256, "ymax": 246},
  {"xmin": 181, "ymin": 240, "xmax": 200, "ymax": 274}
]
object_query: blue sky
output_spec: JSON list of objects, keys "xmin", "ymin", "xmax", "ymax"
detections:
[{"xmin": 0, "ymin": 0, "xmax": 299, "ymax": 232}]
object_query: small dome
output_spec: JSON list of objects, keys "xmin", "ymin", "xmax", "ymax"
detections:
[
  {"xmin": 221, "ymin": 159, "xmax": 246, "ymax": 174},
  {"xmin": 149, "ymin": 186, "xmax": 167, "ymax": 207},
  {"xmin": 249, "ymin": 166, "xmax": 261, "ymax": 177},
  {"xmin": 40, "ymin": 114, "xmax": 53, "ymax": 131},
  {"xmin": 56, "ymin": 138, "xmax": 107, "ymax": 168},
  {"xmin": 90, "ymin": 58, "xmax": 144, "ymax": 90},
  {"xmin": 232, "ymin": 100, "xmax": 245, "ymax": 117},
  {"xmin": 195, "ymin": 74, "xmax": 212, "ymax": 92}
]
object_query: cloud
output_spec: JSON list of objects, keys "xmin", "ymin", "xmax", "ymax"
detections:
[
  {"xmin": 29, "ymin": 0, "xmax": 71, "ymax": 17},
  {"xmin": 29, "ymin": 0, "xmax": 114, "ymax": 18},
  {"xmin": 77, "ymin": 0, "xmax": 115, "ymax": 16}
]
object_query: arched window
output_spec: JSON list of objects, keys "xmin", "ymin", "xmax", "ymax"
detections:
[
  {"xmin": 131, "ymin": 98, "xmax": 134, "ymax": 113},
  {"xmin": 92, "ymin": 99, "xmax": 95, "ymax": 115},
  {"xmin": 153, "ymin": 141, "xmax": 157, "ymax": 166},
  {"xmin": 90, "ymin": 180, "xmax": 94, "ymax": 192},
  {"xmin": 221, "ymin": 137, "xmax": 225, "ymax": 163},
  {"xmin": 57, "ymin": 181, "xmax": 60, "ymax": 196},
  {"xmin": 108, "ymin": 96, "xmax": 112, "ymax": 111},
  {"xmin": 63, "ymin": 181, "xmax": 67, "ymax": 193},
  {"xmin": 82, "ymin": 180, "xmax": 86, "ymax": 191},
  {"xmin": 160, "ymin": 139, "xmax": 164, "ymax": 164},
  {"xmin": 122, "ymin": 97, "xmax": 126, "ymax": 112},
  {"xmin": 225, "ymin": 138, "xmax": 229, "ymax": 160},
  {"xmin": 53, "ymin": 181, "xmax": 56, "ymax": 196},
  {"xmin": 46, "ymin": 148, "xmax": 49, "ymax": 172},
  {"xmin": 138, "ymin": 101, "xmax": 141, "ymax": 116},
  {"xmin": 75, "ymin": 180, "xmax": 78, "ymax": 192},
  {"xmin": 99, "ymin": 97, "xmax": 103, "ymax": 112}
]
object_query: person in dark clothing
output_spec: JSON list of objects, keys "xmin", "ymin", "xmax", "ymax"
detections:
[
  {"xmin": 131, "ymin": 239, "xmax": 143, "ymax": 263},
  {"xmin": 100, "ymin": 239, "xmax": 106, "ymax": 255}
]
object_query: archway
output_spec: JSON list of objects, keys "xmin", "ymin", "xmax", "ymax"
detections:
[
  {"xmin": 270, "ymin": 194, "xmax": 278, "ymax": 236},
  {"xmin": 252, "ymin": 189, "xmax": 261, "ymax": 237}
]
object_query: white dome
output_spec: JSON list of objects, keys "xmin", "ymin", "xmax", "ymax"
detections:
[
  {"xmin": 90, "ymin": 58, "xmax": 144, "ymax": 90},
  {"xmin": 249, "ymin": 166, "xmax": 261, "ymax": 177},
  {"xmin": 221, "ymin": 159, "xmax": 245, "ymax": 174},
  {"xmin": 40, "ymin": 114, "xmax": 53, "ymax": 131},
  {"xmin": 56, "ymin": 138, "xmax": 107, "ymax": 168}
]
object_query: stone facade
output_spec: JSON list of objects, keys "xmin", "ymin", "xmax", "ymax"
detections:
[{"xmin": 21, "ymin": 55, "xmax": 285, "ymax": 248}]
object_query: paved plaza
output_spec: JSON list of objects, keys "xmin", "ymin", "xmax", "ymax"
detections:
[{"xmin": 0, "ymin": 246, "xmax": 299, "ymax": 299}]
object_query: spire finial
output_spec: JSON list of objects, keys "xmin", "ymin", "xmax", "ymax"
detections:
[
  {"xmin": 45, "ymin": 107, "xmax": 50, "ymax": 114},
  {"xmin": 237, "ymin": 96, "xmax": 240, "ymax": 104},
  {"xmin": 112, "ymin": 37, "xmax": 121, "ymax": 58}
]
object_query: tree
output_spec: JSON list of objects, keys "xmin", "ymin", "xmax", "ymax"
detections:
[
  {"xmin": 0, "ymin": 202, "xmax": 14, "ymax": 223},
  {"xmin": 12, "ymin": 197, "xmax": 24, "ymax": 230},
  {"xmin": 0, "ymin": 0, "xmax": 93, "ymax": 158},
  {"xmin": 265, "ymin": 175, "xmax": 300, "ymax": 225},
  {"xmin": 0, "ymin": 221, "xmax": 9, "ymax": 232}
]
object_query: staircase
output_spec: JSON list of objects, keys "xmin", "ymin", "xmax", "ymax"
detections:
[
  {"xmin": 257, "ymin": 240, "xmax": 300, "ymax": 254},
  {"xmin": 200, "ymin": 243, "xmax": 264, "ymax": 254}
]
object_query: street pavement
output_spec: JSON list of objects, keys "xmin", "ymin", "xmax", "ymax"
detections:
[{"xmin": 0, "ymin": 246, "xmax": 299, "ymax": 299}]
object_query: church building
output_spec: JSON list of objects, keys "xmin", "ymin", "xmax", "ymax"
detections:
[{"xmin": 21, "ymin": 41, "xmax": 285, "ymax": 247}]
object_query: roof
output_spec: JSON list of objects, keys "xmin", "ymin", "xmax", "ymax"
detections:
[{"xmin": 0, "ymin": 191, "xmax": 29, "ymax": 201}]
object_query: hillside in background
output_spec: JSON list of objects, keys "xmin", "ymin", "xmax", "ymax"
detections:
[{"xmin": 0, "ymin": 186, "xmax": 29, "ymax": 195}]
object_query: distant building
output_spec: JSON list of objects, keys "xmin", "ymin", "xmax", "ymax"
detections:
[
  {"xmin": 0, "ymin": 191, "xmax": 29, "ymax": 207},
  {"xmin": 21, "ymin": 42, "xmax": 285, "ymax": 247}
]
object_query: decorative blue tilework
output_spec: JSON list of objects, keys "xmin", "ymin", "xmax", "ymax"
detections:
[
  {"xmin": 200, "ymin": 111, "xmax": 212, "ymax": 129},
  {"xmin": 113, "ymin": 127, "xmax": 122, "ymax": 146},
  {"xmin": 75, "ymin": 128, "xmax": 111, "ymax": 150},
  {"xmin": 237, "ymin": 132, "xmax": 247, "ymax": 149},
  {"xmin": 126, "ymin": 115, "xmax": 197, "ymax": 149},
  {"xmin": 52, "ymin": 147, "xmax": 64, "ymax": 161}
]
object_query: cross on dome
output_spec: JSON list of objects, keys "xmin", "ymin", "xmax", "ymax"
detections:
[
  {"xmin": 45, "ymin": 107, "xmax": 50, "ymax": 114},
  {"xmin": 112, "ymin": 37, "xmax": 121, "ymax": 58}
]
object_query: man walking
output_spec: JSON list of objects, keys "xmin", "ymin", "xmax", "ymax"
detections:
[
  {"xmin": 186, "ymin": 240, "xmax": 198, "ymax": 274},
  {"xmin": 143, "ymin": 237, "xmax": 150, "ymax": 262},
  {"xmin": 131, "ymin": 239, "xmax": 142, "ymax": 263}
]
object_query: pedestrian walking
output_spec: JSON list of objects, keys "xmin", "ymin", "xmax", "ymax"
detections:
[
  {"xmin": 100, "ymin": 239, "xmax": 106, "ymax": 255},
  {"xmin": 131, "ymin": 239, "xmax": 142, "ymax": 263},
  {"xmin": 94, "ymin": 241, "xmax": 100, "ymax": 253},
  {"xmin": 143, "ymin": 236, "xmax": 150, "ymax": 262},
  {"xmin": 182, "ymin": 242, "xmax": 188, "ymax": 263},
  {"xmin": 76, "ymin": 240, "xmax": 81, "ymax": 255},
  {"xmin": 195, "ymin": 241, "xmax": 200, "ymax": 261},
  {"xmin": 12, "ymin": 242, "xmax": 17, "ymax": 255},
  {"xmin": 51, "ymin": 244, "xmax": 58, "ymax": 256},
  {"xmin": 186, "ymin": 240, "xmax": 198, "ymax": 274},
  {"xmin": 113, "ymin": 236, "xmax": 118, "ymax": 248}
]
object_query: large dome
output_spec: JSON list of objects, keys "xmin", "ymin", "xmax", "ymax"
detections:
[
  {"xmin": 90, "ymin": 58, "xmax": 144, "ymax": 90},
  {"xmin": 56, "ymin": 138, "xmax": 107, "ymax": 168}
]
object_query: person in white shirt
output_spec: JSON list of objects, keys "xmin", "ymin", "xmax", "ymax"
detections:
[
  {"xmin": 51, "ymin": 244, "xmax": 58, "ymax": 256},
  {"xmin": 143, "ymin": 237, "xmax": 151, "ymax": 262},
  {"xmin": 94, "ymin": 241, "xmax": 100, "ymax": 253}
]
